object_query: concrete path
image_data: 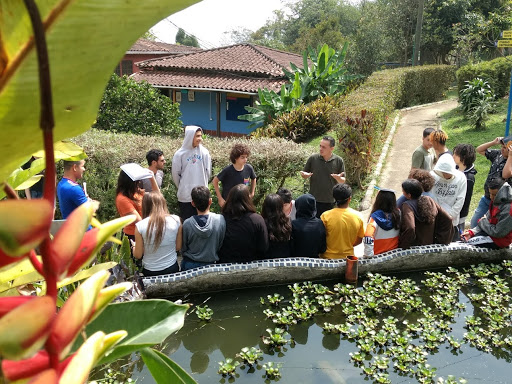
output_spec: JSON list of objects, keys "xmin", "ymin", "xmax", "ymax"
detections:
[
  {"xmin": 354, "ymin": 99, "xmax": 458, "ymax": 257},
  {"xmin": 378, "ymin": 99, "xmax": 458, "ymax": 194}
]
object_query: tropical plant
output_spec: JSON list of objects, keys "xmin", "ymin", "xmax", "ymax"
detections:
[
  {"xmin": 94, "ymin": 74, "xmax": 183, "ymax": 137},
  {"xmin": 239, "ymin": 43, "xmax": 356, "ymax": 128},
  {"xmin": 0, "ymin": 0, "xmax": 197, "ymax": 382},
  {"xmin": 236, "ymin": 346, "xmax": 263, "ymax": 366},
  {"xmin": 262, "ymin": 362, "xmax": 282, "ymax": 379},
  {"xmin": 459, "ymin": 77, "xmax": 496, "ymax": 129},
  {"xmin": 217, "ymin": 358, "xmax": 240, "ymax": 377}
]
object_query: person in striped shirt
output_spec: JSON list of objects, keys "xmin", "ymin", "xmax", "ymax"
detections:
[{"xmin": 363, "ymin": 189, "xmax": 400, "ymax": 258}]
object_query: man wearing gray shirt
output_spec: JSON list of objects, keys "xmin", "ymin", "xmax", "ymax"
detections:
[
  {"xmin": 300, "ymin": 136, "xmax": 345, "ymax": 218},
  {"xmin": 142, "ymin": 149, "xmax": 165, "ymax": 192}
]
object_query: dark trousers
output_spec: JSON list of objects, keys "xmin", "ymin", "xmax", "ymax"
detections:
[
  {"xmin": 316, "ymin": 202, "xmax": 334, "ymax": 218},
  {"xmin": 179, "ymin": 202, "xmax": 197, "ymax": 222},
  {"xmin": 142, "ymin": 262, "xmax": 180, "ymax": 277}
]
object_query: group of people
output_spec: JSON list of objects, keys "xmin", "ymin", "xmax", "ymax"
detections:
[{"xmin": 55, "ymin": 125, "xmax": 512, "ymax": 277}]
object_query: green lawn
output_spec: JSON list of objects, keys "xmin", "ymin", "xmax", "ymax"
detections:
[{"xmin": 441, "ymin": 97, "xmax": 510, "ymax": 219}]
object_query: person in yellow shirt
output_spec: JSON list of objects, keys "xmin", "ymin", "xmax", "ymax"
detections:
[{"xmin": 320, "ymin": 184, "xmax": 365, "ymax": 259}]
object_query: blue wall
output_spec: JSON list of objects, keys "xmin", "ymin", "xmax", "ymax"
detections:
[{"xmin": 175, "ymin": 90, "xmax": 259, "ymax": 135}]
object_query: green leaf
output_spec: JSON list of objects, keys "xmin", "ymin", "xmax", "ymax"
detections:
[
  {"xmin": 0, "ymin": 0, "xmax": 199, "ymax": 182},
  {"xmin": 141, "ymin": 347, "xmax": 197, "ymax": 384},
  {"xmin": 79, "ymin": 300, "xmax": 189, "ymax": 365}
]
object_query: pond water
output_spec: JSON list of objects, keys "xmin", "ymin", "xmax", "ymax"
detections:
[{"xmin": 102, "ymin": 263, "xmax": 512, "ymax": 384}]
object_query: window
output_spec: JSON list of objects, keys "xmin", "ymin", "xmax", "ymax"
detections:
[
  {"xmin": 121, "ymin": 60, "xmax": 133, "ymax": 76},
  {"xmin": 226, "ymin": 94, "xmax": 251, "ymax": 121}
]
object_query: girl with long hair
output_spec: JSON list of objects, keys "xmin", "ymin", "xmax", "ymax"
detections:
[
  {"xmin": 363, "ymin": 189, "xmax": 400, "ymax": 257},
  {"xmin": 218, "ymin": 184, "xmax": 268, "ymax": 263},
  {"xmin": 261, "ymin": 194, "xmax": 292, "ymax": 258},
  {"xmin": 115, "ymin": 170, "xmax": 144, "ymax": 241},
  {"xmin": 134, "ymin": 192, "xmax": 182, "ymax": 276}
]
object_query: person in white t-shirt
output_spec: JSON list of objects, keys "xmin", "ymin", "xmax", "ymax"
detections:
[{"xmin": 134, "ymin": 192, "xmax": 182, "ymax": 276}]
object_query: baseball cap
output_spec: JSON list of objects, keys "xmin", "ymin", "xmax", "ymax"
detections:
[{"xmin": 500, "ymin": 136, "xmax": 512, "ymax": 145}]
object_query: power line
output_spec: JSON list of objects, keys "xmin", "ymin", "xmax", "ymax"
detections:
[{"xmin": 165, "ymin": 18, "xmax": 217, "ymax": 50}]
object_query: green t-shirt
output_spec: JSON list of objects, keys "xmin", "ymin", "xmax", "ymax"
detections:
[
  {"xmin": 304, "ymin": 153, "xmax": 345, "ymax": 203},
  {"xmin": 411, "ymin": 145, "xmax": 435, "ymax": 171}
]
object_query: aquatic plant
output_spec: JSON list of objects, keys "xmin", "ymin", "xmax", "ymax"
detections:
[
  {"xmin": 236, "ymin": 346, "xmax": 263, "ymax": 366},
  {"xmin": 217, "ymin": 358, "xmax": 240, "ymax": 377},
  {"xmin": 195, "ymin": 305, "xmax": 214, "ymax": 321},
  {"xmin": 262, "ymin": 362, "xmax": 282, "ymax": 379},
  {"xmin": 262, "ymin": 328, "xmax": 291, "ymax": 348}
]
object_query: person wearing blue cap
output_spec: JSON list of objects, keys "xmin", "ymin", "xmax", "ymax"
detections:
[{"xmin": 470, "ymin": 136, "xmax": 512, "ymax": 227}]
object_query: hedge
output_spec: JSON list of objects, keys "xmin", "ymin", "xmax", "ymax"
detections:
[
  {"xmin": 456, "ymin": 56, "xmax": 512, "ymax": 98},
  {"xmin": 69, "ymin": 129, "xmax": 310, "ymax": 222}
]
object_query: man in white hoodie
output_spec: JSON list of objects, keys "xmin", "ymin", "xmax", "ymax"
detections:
[
  {"xmin": 430, "ymin": 155, "xmax": 467, "ymax": 239},
  {"xmin": 172, "ymin": 126, "xmax": 212, "ymax": 221}
]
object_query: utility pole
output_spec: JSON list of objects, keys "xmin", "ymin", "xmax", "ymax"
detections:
[{"xmin": 413, "ymin": 0, "xmax": 425, "ymax": 66}]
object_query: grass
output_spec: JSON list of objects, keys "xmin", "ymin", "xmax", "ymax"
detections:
[{"xmin": 441, "ymin": 96, "xmax": 509, "ymax": 219}]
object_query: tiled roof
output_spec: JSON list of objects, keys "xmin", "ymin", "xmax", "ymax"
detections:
[
  {"xmin": 134, "ymin": 44, "xmax": 304, "ymax": 93},
  {"xmin": 127, "ymin": 38, "xmax": 202, "ymax": 54},
  {"xmin": 132, "ymin": 69, "xmax": 286, "ymax": 93},
  {"xmin": 137, "ymin": 44, "xmax": 303, "ymax": 76}
]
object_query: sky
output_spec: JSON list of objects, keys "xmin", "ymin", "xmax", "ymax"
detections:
[{"xmin": 151, "ymin": 0, "xmax": 287, "ymax": 48}]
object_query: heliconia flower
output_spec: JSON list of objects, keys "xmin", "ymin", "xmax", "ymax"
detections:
[
  {"xmin": 1, "ymin": 350, "xmax": 49, "ymax": 381},
  {"xmin": 0, "ymin": 296, "xmax": 55, "ymax": 360},
  {"xmin": 46, "ymin": 270, "xmax": 110, "ymax": 359},
  {"xmin": 50, "ymin": 202, "xmax": 94, "ymax": 279},
  {"xmin": 28, "ymin": 368, "xmax": 58, "ymax": 384},
  {"xmin": 0, "ymin": 248, "xmax": 24, "ymax": 270},
  {"xmin": 0, "ymin": 199, "xmax": 53, "ymax": 257},
  {"xmin": 0, "ymin": 296, "xmax": 35, "ymax": 318},
  {"xmin": 65, "ymin": 215, "xmax": 135, "ymax": 278},
  {"xmin": 58, "ymin": 331, "xmax": 126, "ymax": 384},
  {"xmin": 88, "ymin": 282, "xmax": 132, "ymax": 323}
]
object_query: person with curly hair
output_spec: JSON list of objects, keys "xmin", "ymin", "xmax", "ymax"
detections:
[
  {"xmin": 429, "ymin": 129, "xmax": 451, "ymax": 159},
  {"xmin": 398, "ymin": 179, "xmax": 453, "ymax": 249},
  {"xmin": 397, "ymin": 168, "xmax": 435, "ymax": 209},
  {"xmin": 261, "ymin": 194, "xmax": 292, "ymax": 258},
  {"xmin": 213, "ymin": 143, "xmax": 257, "ymax": 208},
  {"xmin": 453, "ymin": 143, "xmax": 477, "ymax": 230}
]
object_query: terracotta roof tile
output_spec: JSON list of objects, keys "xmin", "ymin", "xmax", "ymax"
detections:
[
  {"xmin": 132, "ymin": 69, "xmax": 286, "ymax": 93},
  {"xmin": 137, "ymin": 44, "xmax": 303, "ymax": 77},
  {"xmin": 127, "ymin": 38, "xmax": 202, "ymax": 54}
]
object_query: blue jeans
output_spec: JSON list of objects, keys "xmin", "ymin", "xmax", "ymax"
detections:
[
  {"xmin": 181, "ymin": 257, "xmax": 213, "ymax": 271},
  {"xmin": 470, "ymin": 196, "xmax": 491, "ymax": 228}
]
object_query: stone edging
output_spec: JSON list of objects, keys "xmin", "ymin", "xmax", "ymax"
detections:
[{"xmin": 143, "ymin": 243, "xmax": 511, "ymax": 298}]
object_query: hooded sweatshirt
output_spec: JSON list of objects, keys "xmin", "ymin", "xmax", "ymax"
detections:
[
  {"xmin": 430, "ymin": 155, "xmax": 467, "ymax": 226},
  {"xmin": 182, "ymin": 213, "xmax": 226, "ymax": 263},
  {"xmin": 172, "ymin": 126, "xmax": 212, "ymax": 203},
  {"xmin": 291, "ymin": 194, "xmax": 326, "ymax": 257},
  {"xmin": 459, "ymin": 165, "xmax": 477, "ymax": 223},
  {"xmin": 399, "ymin": 196, "xmax": 453, "ymax": 249},
  {"xmin": 472, "ymin": 182, "xmax": 512, "ymax": 248},
  {"xmin": 364, "ymin": 210, "xmax": 399, "ymax": 256}
]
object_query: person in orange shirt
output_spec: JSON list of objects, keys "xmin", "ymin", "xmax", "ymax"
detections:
[
  {"xmin": 320, "ymin": 184, "xmax": 364, "ymax": 259},
  {"xmin": 363, "ymin": 188, "xmax": 400, "ymax": 258}
]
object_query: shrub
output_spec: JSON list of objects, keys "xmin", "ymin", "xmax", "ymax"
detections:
[
  {"xmin": 70, "ymin": 130, "xmax": 310, "ymax": 221},
  {"xmin": 459, "ymin": 77, "xmax": 495, "ymax": 129},
  {"xmin": 251, "ymin": 96, "xmax": 342, "ymax": 143},
  {"xmin": 93, "ymin": 74, "xmax": 183, "ymax": 137},
  {"xmin": 456, "ymin": 56, "xmax": 512, "ymax": 98}
]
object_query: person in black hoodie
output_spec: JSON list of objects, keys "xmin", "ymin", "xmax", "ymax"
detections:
[
  {"xmin": 218, "ymin": 184, "xmax": 268, "ymax": 263},
  {"xmin": 291, "ymin": 194, "xmax": 326, "ymax": 257},
  {"xmin": 453, "ymin": 144, "xmax": 477, "ymax": 231}
]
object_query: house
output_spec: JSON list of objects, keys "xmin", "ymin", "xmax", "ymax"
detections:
[
  {"xmin": 133, "ymin": 44, "xmax": 304, "ymax": 137},
  {"xmin": 115, "ymin": 38, "xmax": 202, "ymax": 76}
]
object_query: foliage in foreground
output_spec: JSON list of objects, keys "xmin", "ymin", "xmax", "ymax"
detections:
[{"xmin": 93, "ymin": 74, "xmax": 183, "ymax": 137}]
